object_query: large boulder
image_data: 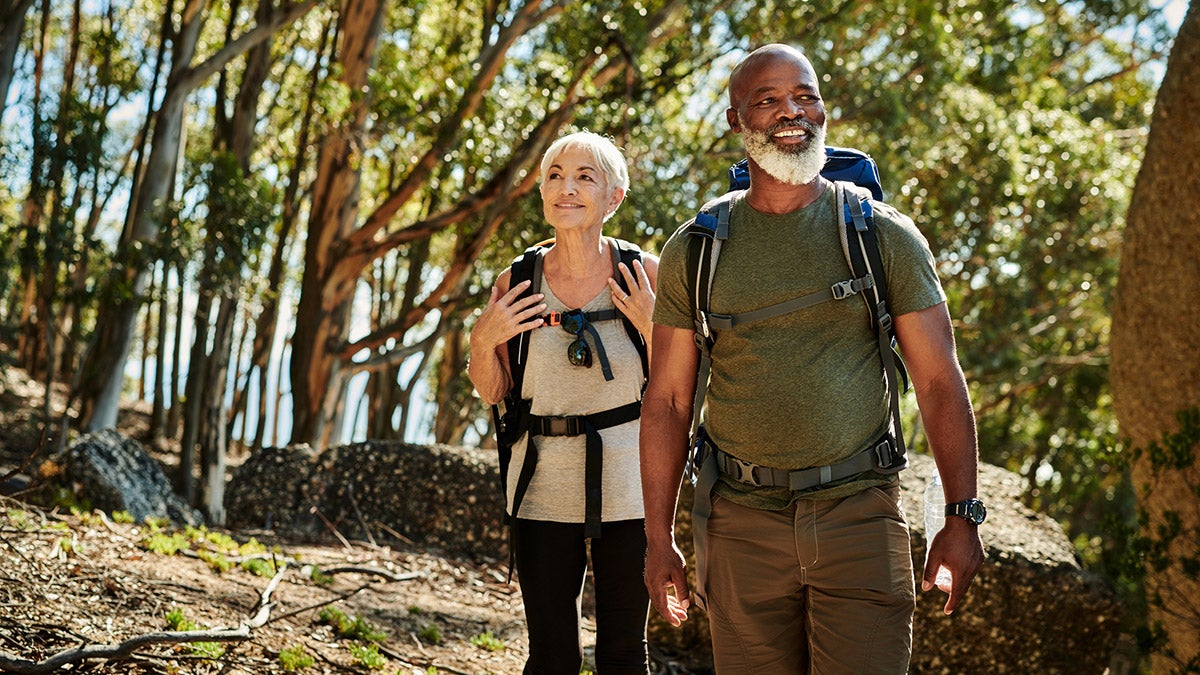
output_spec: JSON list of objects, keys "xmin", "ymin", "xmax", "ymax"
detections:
[
  {"xmin": 51, "ymin": 428, "xmax": 203, "ymax": 526},
  {"xmin": 226, "ymin": 442, "xmax": 1122, "ymax": 673},
  {"xmin": 226, "ymin": 441, "xmax": 506, "ymax": 560}
]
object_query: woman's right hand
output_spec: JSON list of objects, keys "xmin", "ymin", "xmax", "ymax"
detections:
[{"xmin": 471, "ymin": 279, "xmax": 547, "ymax": 353}]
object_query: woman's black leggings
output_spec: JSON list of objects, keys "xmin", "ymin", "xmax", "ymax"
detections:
[{"xmin": 514, "ymin": 518, "xmax": 650, "ymax": 675}]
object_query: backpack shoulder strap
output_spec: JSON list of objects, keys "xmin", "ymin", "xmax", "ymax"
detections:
[
  {"xmin": 503, "ymin": 243, "xmax": 548, "ymax": 399},
  {"xmin": 683, "ymin": 191, "xmax": 739, "ymax": 446},
  {"xmin": 835, "ymin": 181, "xmax": 909, "ymax": 472},
  {"xmin": 606, "ymin": 237, "xmax": 650, "ymax": 381}
]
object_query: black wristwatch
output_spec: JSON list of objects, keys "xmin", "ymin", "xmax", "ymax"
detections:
[{"xmin": 946, "ymin": 498, "xmax": 987, "ymax": 525}]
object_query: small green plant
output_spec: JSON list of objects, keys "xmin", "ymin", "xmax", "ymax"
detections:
[
  {"xmin": 164, "ymin": 608, "xmax": 224, "ymax": 658},
  {"xmin": 141, "ymin": 531, "xmax": 189, "ymax": 555},
  {"xmin": 425, "ymin": 667, "xmax": 439, "ymax": 674},
  {"xmin": 143, "ymin": 516, "xmax": 170, "ymax": 531},
  {"xmin": 417, "ymin": 622, "xmax": 441, "ymax": 644},
  {"xmin": 278, "ymin": 644, "xmax": 315, "ymax": 671},
  {"xmin": 407, "ymin": 605, "xmax": 424, "ymax": 615},
  {"xmin": 240, "ymin": 557, "xmax": 278, "ymax": 578},
  {"xmin": 348, "ymin": 641, "xmax": 387, "ymax": 670},
  {"xmin": 186, "ymin": 640, "xmax": 225, "ymax": 659},
  {"xmin": 165, "ymin": 607, "xmax": 196, "ymax": 631},
  {"xmin": 111, "ymin": 510, "xmax": 135, "ymax": 524},
  {"xmin": 6, "ymin": 509, "xmax": 34, "ymax": 530},
  {"xmin": 317, "ymin": 606, "xmax": 387, "ymax": 643},
  {"xmin": 470, "ymin": 630, "xmax": 504, "ymax": 651},
  {"xmin": 309, "ymin": 565, "xmax": 334, "ymax": 586},
  {"xmin": 198, "ymin": 549, "xmax": 232, "ymax": 573}
]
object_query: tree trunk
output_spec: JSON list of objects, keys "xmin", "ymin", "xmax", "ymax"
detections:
[
  {"xmin": 79, "ymin": 0, "xmax": 207, "ymax": 431},
  {"xmin": 288, "ymin": 0, "xmax": 386, "ymax": 447},
  {"xmin": 1110, "ymin": 4, "xmax": 1200, "ymax": 670},
  {"xmin": 0, "ymin": 0, "xmax": 36, "ymax": 126}
]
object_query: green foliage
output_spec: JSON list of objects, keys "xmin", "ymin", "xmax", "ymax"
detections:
[
  {"xmin": 317, "ymin": 606, "xmax": 388, "ymax": 643},
  {"xmin": 111, "ymin": 511, "xmax": 135, "ymax": 524},
  {"xmin": 347, "ymin": 641, "xmax": 387, "ymax": 670},
  {"xmin": 163, "ymin": 607, "xmax": 225, "ymax": 659},
  {"xmin": 417, "ymin": 622, "xmax": 441, "ymax": 644},
  {"xmin": 240, "ymin": 557, "xmax": 279, "ymax": 578},
  {"xmin": 141, "ymin": 531, "xmax": 189, "ymax": 556},
  {"xmin": 279, "ymin": 644, "xmax": 315, "ymax": 671},
  {"xmin": 470, "ymin": 630, "xmax": 504, "ymax": 651},
  {"xmin": 309, "ymin": 565, "xmax": 335, "ymax": 586},
  {"xmin": 1098, "ymin": 408, "xmax": 1200, "ymax": 671}
]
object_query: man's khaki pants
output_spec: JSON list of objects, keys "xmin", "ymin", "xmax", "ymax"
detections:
[{"xmin": 704, "ymin": 484, "xmax": 915, "ymax": 674}]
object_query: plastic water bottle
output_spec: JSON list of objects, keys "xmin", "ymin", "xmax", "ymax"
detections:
[{"xmin": 923, "ymin": 471, "xmax": 954, "ymax": 593}]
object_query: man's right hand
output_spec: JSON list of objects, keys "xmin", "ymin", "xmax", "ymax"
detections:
[{"xmin": 645, "ymin": 537, "xmax": 691, "ymax": 626}]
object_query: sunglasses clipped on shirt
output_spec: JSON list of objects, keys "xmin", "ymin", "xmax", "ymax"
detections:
[{"xmin": 541, "ymin": 308, "xmax": 619, "ymax": 381}]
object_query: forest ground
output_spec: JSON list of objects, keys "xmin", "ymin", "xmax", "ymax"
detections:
[{"xmin": 0, "ymin": 359, "xmax": 690, "ymax": 674}]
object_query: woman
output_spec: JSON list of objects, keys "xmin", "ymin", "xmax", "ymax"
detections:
[{"xmin": 468, "ymin": 131, "xmax": 658, "ymax": 674}]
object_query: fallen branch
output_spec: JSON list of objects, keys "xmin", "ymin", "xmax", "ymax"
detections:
[
  {"xmin": 0, "ymin": 563, "xmax": 288, "ymax": 674},
  {"xmin": 319, "ymin": 565, "xmax": 423, "ymax": 582}
]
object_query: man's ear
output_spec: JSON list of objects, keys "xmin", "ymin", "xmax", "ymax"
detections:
[{"xmin": 726, "ymin": 107, "xmax": 741, "ymax": 132}]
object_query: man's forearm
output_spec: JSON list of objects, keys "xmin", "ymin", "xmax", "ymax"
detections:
[{"xmin": 640, "ymin": 397, "xmax": 692, "ymax": 544}]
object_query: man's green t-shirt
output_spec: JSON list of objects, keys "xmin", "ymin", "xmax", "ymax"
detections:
[{"xmin": 654, "ymin": 183, "xmax": 945, "ymax": 509}]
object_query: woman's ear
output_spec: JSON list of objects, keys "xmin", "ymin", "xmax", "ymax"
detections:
[{"xmin": 607, "ymin": 186, "xmax": 627, "ymax": 217}]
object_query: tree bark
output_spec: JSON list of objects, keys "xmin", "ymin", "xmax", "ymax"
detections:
[
  {"xmin": 1110, "ymin": 4, "xmax": 1200, "ymax": 670},
  {"xmin": 0, "ymin": 0, "xmax": 36, "ymax": 126},
  {"xmin": 288, "ymin": 0, "xmax": 387, "ymax": 447},
  {"xmin": 78, "ymin": 0, "xmax": 314, "ymax": 431}
]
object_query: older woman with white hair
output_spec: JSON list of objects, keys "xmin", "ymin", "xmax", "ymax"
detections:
[{"xmin": 468, "ymin": 131, "xmax": 658, "ymax": 673}]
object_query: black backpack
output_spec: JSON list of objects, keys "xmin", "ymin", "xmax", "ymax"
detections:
[
  {"xmin": 684, "ymin": 147, "xmax": 910, "ymax": 479},
  {"xmin": 490, "ymin": 237, "xmax": 649, "ymax": 543}
]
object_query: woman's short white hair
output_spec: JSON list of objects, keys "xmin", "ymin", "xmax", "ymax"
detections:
[{"xmin": 540, "ymin": 131, "xmax": 631, "ymax": 194}]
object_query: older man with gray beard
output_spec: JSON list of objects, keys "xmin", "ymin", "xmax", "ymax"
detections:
[{"xmin": 639, "ymin": 43, "xmax": 983, "ymax": 673}]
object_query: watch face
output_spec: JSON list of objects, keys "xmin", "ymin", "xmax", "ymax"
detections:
[
  {"xmin": 966, "ymin": 500, "xmax": 987, "ymax": 524},
  {"xmin": 949, "ymin": 499, "xmax": 987, "ymax": 524}
]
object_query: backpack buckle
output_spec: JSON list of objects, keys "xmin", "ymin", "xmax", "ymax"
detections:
[
  {"xmin": 542, "ymin": 416, "xmax": 583, "ymax": 436},
  {"xmin": 831, "ymin": 280, "xmax": 856, "ymax": 300},
  {"xmin": 873, "ymin": 437, "xmax": 897, "ymax": 470},
  {"xmin": 725, "ymin": 455, "xmax": 766, "ymax": 487}
]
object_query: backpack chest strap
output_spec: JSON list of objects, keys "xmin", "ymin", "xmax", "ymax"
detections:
[{"xmin": 702, "ymin": 274, "xmax": 875, "ymax": 333}]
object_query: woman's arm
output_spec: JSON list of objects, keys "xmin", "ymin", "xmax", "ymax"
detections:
[{"xmin": 467, "ymin": 270, "xmax": 547, "ymax": 406}]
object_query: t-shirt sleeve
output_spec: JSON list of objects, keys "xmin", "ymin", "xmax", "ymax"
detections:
[
  {"xmin": 873, "ymin": 202, "xmax": 946, "ymax": 317},
  {"xmin": 651, "ymin": 222, "xmax": 696, "ymax": 330}
]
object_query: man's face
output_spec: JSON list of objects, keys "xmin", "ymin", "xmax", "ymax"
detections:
[{"xmin": 727, "ymin": 50, "xmax": 828, "ymax": 185}]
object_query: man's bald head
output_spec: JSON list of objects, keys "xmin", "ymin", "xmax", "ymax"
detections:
[{"xmin": 728, "ymin": 44, "xmax": 818, "ymax": 110}]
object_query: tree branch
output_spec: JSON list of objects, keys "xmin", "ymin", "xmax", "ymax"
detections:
[{"xmin": 0, "ymin": 564, "xmax": 288, "ymax": 674}]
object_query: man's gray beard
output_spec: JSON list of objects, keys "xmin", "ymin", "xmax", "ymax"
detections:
[{"xmin": 741, "ymin": 119, "xmax": 828, "ymax": 185}]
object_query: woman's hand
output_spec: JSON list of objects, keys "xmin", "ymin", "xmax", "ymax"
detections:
[
  {"xmin": 467, "ymin": 278, "xmax": 546, "ymax": 405},
  {"xmin": 472, "ymin": 280, "xmax": 546, "ymax": 352},
  {"xmin": 608, "ymin": 259, "xmax": 655, "ymax": 338}
]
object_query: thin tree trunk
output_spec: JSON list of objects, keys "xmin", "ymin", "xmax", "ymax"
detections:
[
  {"xmin": 79, "ymin": 0, "xmax": 207, "ymax": 431},
  {"xmin": 0, "ymin": 0, "xmax": 36, "ymax": 130},
  {"xmin": 289, "ymin": 0, "xmax": 386, "ymax": 448},
  {"xmin": 151, "ymin": 261, "xmax": 169, "ymax": 444}
]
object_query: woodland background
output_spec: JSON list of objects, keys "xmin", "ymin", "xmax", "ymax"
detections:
[{"xmin": 1, "ymin": 0, "xmax": 1198, "ymax": 671}]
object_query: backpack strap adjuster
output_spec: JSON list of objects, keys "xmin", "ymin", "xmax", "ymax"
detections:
[{"xmin": 537, "ymin": 415, "xmax": 585, "ymax": 437}]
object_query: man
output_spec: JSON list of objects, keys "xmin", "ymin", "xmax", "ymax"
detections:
[{"xmin": 640, "ymin": 43, "xmax": 984, "ymax": 673}]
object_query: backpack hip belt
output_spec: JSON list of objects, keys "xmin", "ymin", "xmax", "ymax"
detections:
[
  {"xmin": 511, "ymin": 400, "xmax": 642, "ymax": 540},
  {"xmin": 709, "ymin": 434, "xmax": 903, "ymax": 491}
]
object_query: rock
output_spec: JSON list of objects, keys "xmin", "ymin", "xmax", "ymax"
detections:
[
  {"xmin": 52, "ymin": 428, "xmax": 202, "ymax": 526},
  {"xmin": 226, "ymin": 441, "xmax": 506, "ymax": 561},
  {"xmin": 226, "ymin": 443, "xmax": 1122, "ymax": 673}
]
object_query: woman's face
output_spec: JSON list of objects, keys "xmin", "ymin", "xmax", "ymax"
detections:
[{"xmin": 539, "ymin": 144, "xmax": 624, "ymax": 232}]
